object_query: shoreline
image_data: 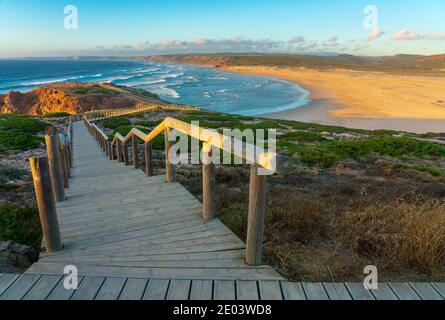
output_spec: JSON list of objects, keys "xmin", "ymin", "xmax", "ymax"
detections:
[{"xmin": 223, "ymin": 65, "xmax": 445, "ymax": 133}]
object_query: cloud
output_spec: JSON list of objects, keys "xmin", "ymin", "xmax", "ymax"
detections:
[
  {"xmin": 368, "ymin": 28, "xmax": 385, "ymax": 41},
  {"xmin": 289, "ymin": 36, "xmax": 305, "ymax": 44},
  {"xmin": 428, "ymin": 32, "xmax": 445, "ymax": 40},
  {"xmin": 394, "ymin": 29, "xmax": 424, "ymax": 40},
  {"xmin": 37, "ymin": 35, "xmax": 375, "ymax": 57},
  {"xmin": 394, "ymin": 29, "xmax": 445, "ymax": 40}
]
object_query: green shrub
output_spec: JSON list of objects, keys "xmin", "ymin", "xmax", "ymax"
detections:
[
  {"xmin": 285, "ymin": 136, "xmax": 445, "ymax": 168},
  {"xmin": 74, "ymin": 88, "xmax": 89, "ymax": 94},
  {"xmin": 0, "ymin": 115, "xmax": 49, "ymax": 134},
  {"xmin": 113, "ymin": 125, "xmax": 150, "ymax": 137},
  {"xmin": 151, "ymin": 135, "xmax": 165, "ymax": 150},
  {"xmin": 102, "ymin": 117, "xmax": 131, "ymax": 129},
  {"xmin": 0, "ymin": 167, "xmax": 28, "ymax": 183},
  {"xmin": 43, "ymin": 112, "xmax": 71, "ymax": 118},
  {"xmin": 328, "ymin": 137, "xmax": 445, "ymax": 158},
  {"xmin": 280, "ymin": 131, "xmax": 326, "ymax": 142},
  {"xmin": 391, "ymin": 163, "xmax": 444, "ymax": 177},
  {"xmin": 0, "ymin": 203, "xmax": 42, "ymax": 247},
  {"xmin": 0, "ymin": 131, "xmax": 43, "ymax": 150},
  {"xmin": 134, "ymin": 120, "xmax": 161, "ymax": 128}
]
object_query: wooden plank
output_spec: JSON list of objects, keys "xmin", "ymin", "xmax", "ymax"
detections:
[
  {"xmin": 119, "ymin": 278, "xmax": 148, "ymax": 300},
  {"xmin": 258, "ymin": 281, "xmax": 283, "ymax": 300},
  {"xmin": 0, "ymin": 274, "xmax": 41, "ymax": 300},
  {"xmin": 190, "ymin": 280, "xmax": 213, "ymax": 300},
  {"xmin": 0, "ymin": 274, "xmax": 20, "ymax": 297},
  {"xmin": 143, "ymin": 279, "xmax": 170, "ymax": 300},
  {"xmin": 370, "ymin": 283, "xmax": 398, "ymax": 300},
  {"xmin": 166, "ymin": 280, "xmax": 191, "ymax": 300},
  {"xmin": 388, "ymin": 283, "xmax": 420, "ymax": 300},
  {"xmin": 323, "ymin": 283, "xmax": 352, "ymax": 300},
  {"xmin": 95, "ymin": 277, "xmax": 127, "ymax": 300},
  {"xmin": 23, "ymin": 275, "xmax": 62, "ymax": 300},
  {"xmin": 71, "ymin": 276, "xmax": 105, "ymax": 300},
  {"xmin": 47, "ymin": 276, "xmax": 84, "ymax": 300},
  {"xmin": 302, "ymin": 282, "xmax": 329, "ymax": 300},
  {"xmin": 345, "ymin": 283, "xmax": 375, "ymax": 300},
  {"xmin": 214, "ymin": 280, "xmax": 236, "ymax": 300},
  {"xmin": 409, "ymin": 282, "xmax": 443, "ymax": 300},
  {"xmin": 431, "ymin": 283, "xmax": 445, "ymax": 299},
  {"xmin": 280, "ymin": 282, "xmax": 306, "ymax": 300},
  {"xmin": 236, "ymin": 281, "xmax": 259, "ymax": 300}
]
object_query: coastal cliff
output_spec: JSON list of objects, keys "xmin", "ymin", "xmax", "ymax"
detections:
[{"xmin": 0, "ymin": 83, "xmax": 163, "ymax": 116}]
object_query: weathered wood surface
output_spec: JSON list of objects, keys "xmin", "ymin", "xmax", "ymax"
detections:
[
  {"xmin": 2, "ymin": 274, "xmax": 444, "ymax": 300},
  {"xmin": 26, "ymin": 122, "xmax": 281, "ymax": 281}
]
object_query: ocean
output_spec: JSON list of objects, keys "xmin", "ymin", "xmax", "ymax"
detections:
[{"xmin": 0, "ymin": 59, "xmax": 310, "ymax": 116}]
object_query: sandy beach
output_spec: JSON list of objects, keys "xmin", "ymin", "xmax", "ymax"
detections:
[{"xmin": 225, "ymin": 66, "xmax": 445, "ymax": 133}]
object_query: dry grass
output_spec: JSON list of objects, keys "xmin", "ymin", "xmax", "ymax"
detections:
[
  {"xmin": 337, "ymin": 199, "xmax": 445, "ymax": 276},
  {"xmin": 174, "ymin": 156, "xmax": 445, "ymax": 281}
]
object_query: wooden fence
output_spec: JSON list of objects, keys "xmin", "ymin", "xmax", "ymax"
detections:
[
  {"xmin": 29, "ymin": 117, "xmax": 73, "ymax": 253},
  {"xmin": 84, "ymin": 104, "xmax": 200, "ymax": 121},
  {"xmin": 84, "ymin": 115, "xmax": 276, "ymax": 266}
]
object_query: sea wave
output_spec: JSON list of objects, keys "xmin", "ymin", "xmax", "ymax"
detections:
[
  {"xmin": 148, "ymin": 86, "xmax": 181, "ymax": 99},
  {"xmin": 23, "ymin": 73, "xmax": 103, "ymax": 86}
]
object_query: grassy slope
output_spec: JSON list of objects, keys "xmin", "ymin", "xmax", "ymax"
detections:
[{"xmin": 100, "ymin": 109, "xmax": 445, "ymax": 281}]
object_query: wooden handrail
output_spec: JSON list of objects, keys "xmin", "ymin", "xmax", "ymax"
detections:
[
  {"xmin": 83, "ymin": 110, "xmax": 275, "ymax": 266},
  {"xmin": 84, "ymin": 103, "xmax": 200, "ymax": 121},
  {"xmin": 84, "ymin": 117, "xmax": 275, "ymax": 172}
]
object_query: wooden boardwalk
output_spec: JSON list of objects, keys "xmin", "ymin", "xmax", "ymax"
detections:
[
  {"xmin": 1, "ymin": 273, "xmax": 445, "ymax": 300},
  {"xmin": 12, "ymin": 120, "xmax": 445, "ymax": 301},
  {"xmin": 25, "ymin": 122, "xmax": 282, "ymax": 281}
]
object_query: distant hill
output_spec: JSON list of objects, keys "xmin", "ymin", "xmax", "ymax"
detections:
[
  {"xmin": 0, "ymin": 83, "xmax": 163, "ymax": 115},
  {"xmin": 144, "ymin": 53, "xmax": 445, "ymax": 74}
]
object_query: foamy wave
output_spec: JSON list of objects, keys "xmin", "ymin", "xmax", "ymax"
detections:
[
  {"xmin": 149, "ymin": 86, "xmax": 181, "ymax": 99},
  {"xmin": 125, "ymin": 79, "xmax": 166, "ymax": 87},
  {"xmin": 23, "ymin": 73, "xmax": 103, "ymax": 86},
  {"xmin": 160, "ymin": 71, "xmax": 184, "ymax": 79}
]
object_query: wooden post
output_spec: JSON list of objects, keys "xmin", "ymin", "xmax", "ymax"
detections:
[
  {"xmin": 108, "ymin": 141, "xmax": 114, "ymax": 160},
  {"xmin": 29, "ymin": 157, "xmax": 62, "ymax": 253},
  {"xmin": 117, "ymin": 141, "xmax": 123, "ymax": 162},
  {"xmin": 132, "ymin": 134, "xmax": 140, "ymax": 169},
  {"xmin": 63, "ymin": 144, "xmax": 71, "ymax": 178},
  {"xmin": 202, "ymin": 142, "xmax": 216, "ymax": 221},
  {"xmin": 66, "ymin": 137, "xmax": 72, "ymax": 169},
  {"xmin": 144, "ymin": 142, "xmax": 154, "ymax": 176},
  {"xmin": 123, "ymin": 142, "xmax": 129, "ymax": 166},
  {"xmin": 58, "ymin": 139, "xmax": 70, "ymax": 188},
  {"xmin": 164, "ymin": 128, "xmax": 175, "ymax": 182},
  {"xmin": 245, "ymin": 165, "xmax": 267, "ymax": 266},
  {"xmin": 45, "ymin": 128, "xmax": 65, "ymax": 202}
]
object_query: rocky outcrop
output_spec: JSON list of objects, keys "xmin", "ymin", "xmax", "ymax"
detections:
[
  {"xmin": 0, "ymin": 241, "xmax": 39, "ymax": 273},
  {"xmin": 0, "ymin": 83, "xmax": 162, "ymax": 116}
]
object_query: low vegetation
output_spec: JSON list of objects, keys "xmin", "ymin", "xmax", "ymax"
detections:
[
  {"xmin": 102, "ymin": 117, "xmax": 131, "ymax": 130},
  {"xmin": 0, "ymin": 114, "xmax": 48, "ymax": 150},
  {"xmin": 97, "ymin": 108, "xmax": 445, "ymax": 281},
  {"xmin": 0, "ymin": 203, "xmax": 42, "ymax": 248},
  {"xmin": 43, "ymin": 112, "xmax": 71, "ymax": 118}
]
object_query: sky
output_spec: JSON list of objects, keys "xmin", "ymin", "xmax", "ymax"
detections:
[{"xmin": 0, "ymin": 0, "xmax": 444, "ymax": 57}]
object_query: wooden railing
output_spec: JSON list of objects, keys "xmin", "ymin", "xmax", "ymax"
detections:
[
  {"xmin": 83, "ymin": 115, "xmax": 276, "ymax": 266},
  {"xmin": 84, "ymin": 103, "xmax": 200, "ymax": 121},
  {"xmin": 29, "ymin": 116, "xmax": 74, "ymax": 253}
]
